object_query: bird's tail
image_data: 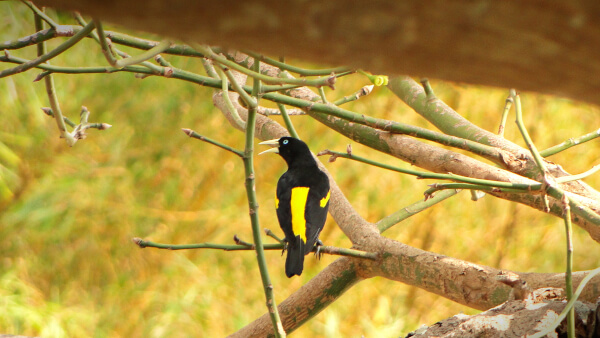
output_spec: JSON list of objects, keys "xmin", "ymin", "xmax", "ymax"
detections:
[{"xmin": 285, "ymin": 240, "xmax": 305, "ymax": 278}]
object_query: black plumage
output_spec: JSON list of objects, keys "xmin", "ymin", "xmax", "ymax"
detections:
[{"xmin": 259, "ymin": 137, "xmax": 330, "ymax": 277}]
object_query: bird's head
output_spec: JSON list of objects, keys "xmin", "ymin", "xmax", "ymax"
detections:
[{"xmin": 259, "ymin": 137, "xmax": 314, "ymax": 167}]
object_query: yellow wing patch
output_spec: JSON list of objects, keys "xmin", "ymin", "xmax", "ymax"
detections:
[
  {"xmin": 275, "ymin": 195, "xmax": 279, "ymax": 209},
  {"xmin": 320, "ymin": 190, "xmax": 331, "ymax": 208},
  {"xmin": 290, "ymin": 187, "xmax": 310, "ymax": 243}
]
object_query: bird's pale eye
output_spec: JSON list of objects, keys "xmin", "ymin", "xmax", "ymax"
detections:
[{"xmin": 282, "ymin": 140, "xmax": 289, "ymax": 145}]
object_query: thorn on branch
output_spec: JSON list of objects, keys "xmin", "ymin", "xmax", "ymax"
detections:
[
  {"xmin": 497, "ymin": 271, "xmax": 532, "ymax": 301},
  {"xmin": 181, "ymin": 128, "xmax": 194, "ymax": 137},
  {"xmin": 132, "ymin": 237, "xmax": 146, "ymax": 248},
  {"xmin": 233, "ymin": 234, "xmax": 254, "ymax": 248},
  {"xmin": 316, "ymin": 149, "xmax": 339, "ymax": 163},
  {"xmin": 34, "ymin": 70, "xmax": 52, "ymax": 82},
  {"xmin": 324, "ymin": 72, "xmax": 336, "ymax": 90}
]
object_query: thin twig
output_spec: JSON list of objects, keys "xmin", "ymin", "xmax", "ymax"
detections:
[
  {"xmin": 377, "ymin": 189, "xmax": 460, "ymax": 232},
  {"xmin": 93, "ymin": 19, "xmax": 119, "ymax": 67},
  {"xmin": 561, "ymin": 195, "xmax": 575, "ymax": 338},
  {"xmin": 319, "ymin": 149, "xmax": 541, "ymax": 191},
  {"xmin": 498, "ymin": 94, "xmax": 513, "ymax": 137},
  {"xmin": 555, "ymin": 164, "xmax": 600, "ymax": 183},
  {"xmin": 278, "ymin": 103, "xmax": 299, "ymax": 139},
  {"xmin": 21, "ymin": 1, "xmax": 58, "ymax": 28},
  {"xmin": 511, "ymin": 89, "xmax": 550, "ymax": 212},
  {"xmin": 114, "ymin": 40, "xmax": 172, "ymax": 68},
  {"xmin": 181, "ymin": 128, "xmax": 244, "ymax": 157},
  {"xmin": 332, "ymin": 85, "xmax": 374, "ymax": 106},
  {"xmin": 132, "ymin": 237, "xmax": 377, "ymax": 260},
  {"xmin": 197, "ymin": 45, "xmax": 336, "ymax": 89},
  {"xmin": 530, "ymin": 266, "xmax": 600, "ymax": 338},
  {"xmin": 243, "ymin": 50, "xmax": 352, "ymax": 76},
  {"xmin": 214, "ymin": 65, "xmax": 246, "ymax": 129},
  {"xmin": 0, "ymin": 21, "xmax": 95, "ymax": 79},
  {"xmin": 244, "ymin": 59, "xmax": 285, "ymax": 337},
  {"xmin": 541, "ymin": 127, "xmax": 600, "ymax": 157}
]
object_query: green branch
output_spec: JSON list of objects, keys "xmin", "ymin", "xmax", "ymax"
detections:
[
  {"xmin": 333, "ymin": 85, "xmax": 374, "ymax": 106},
  {"xmin": 132, "ymin": 237, "xmax": 377, "ymax": 260},
  {"xmin": 541, "ymin": 127, "xmax": 600, "ymax": 157},
  {"xmin": 33, "ymin": 10, "xmax": 74, "ymax": 146},
  {"xmin": 555, "ymin": 165, "xmax": 600, "ymax": 183},
  {"xmin": 498, "ymin": 94, "xmax": 513, "ymax": 137},
  {"xmin": 319, "ymin": 149, "xmax": 541, "ymax": 190},
  {"xmin": 0, "ymin": 21, "xmax": 95, "ymax": 79},
  {"xmin": 213, "ymin": 65, "xmax": 246, "ymax": 129},
  {"xmin": 511, "ymin": 89, "xmax": 550, "ymax": 211},
  {"xmin": 181, "ymin": 129, "xmax": 243, "ymax": 157},
  {"xmin": 561, "ymin": 195, "xmax": 575, "ymax": 337},
  {"xmin": 278, "ymin": 104, "xmax": 299, "ymax": 139},
  {"xmin": 196, "ymin": 45, "xmax": 336, "ymax": 89},
  {"xmin": 244, "ymin": 51, "xmax": 352, "ymax": 76},
  {"xmin": 243, "ymin": 59, "xmax": 285, "ymax": 338},
  {"xmin": 377, "ymin": 189, "xmax": 460, "ymax": 232},
  {"xmin": 22, "ymin": 1, "xmax": 58, "ymax": 28}
]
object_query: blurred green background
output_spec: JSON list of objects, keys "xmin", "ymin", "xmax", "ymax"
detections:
[{"xmin": 2, "ymin": 2, "xmax": 600, "ymax": 337}]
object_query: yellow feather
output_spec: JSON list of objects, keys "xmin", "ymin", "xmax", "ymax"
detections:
[
  {"xmin": 290, "ymin": 187, "xmax": 310, "ymax": 243},
  {"xmin": 320, "ymin": 190, "xmax": 331, "ymax": 208}
]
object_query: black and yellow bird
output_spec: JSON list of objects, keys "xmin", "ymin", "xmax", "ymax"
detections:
[{"xmin": 259, "ymin": 137, "xmax": 331, "ymax": 277}]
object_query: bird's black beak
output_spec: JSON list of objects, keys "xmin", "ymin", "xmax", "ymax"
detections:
[{"xmin": 258, "ymin": 138, "xmax": 280, "ymax": 155}]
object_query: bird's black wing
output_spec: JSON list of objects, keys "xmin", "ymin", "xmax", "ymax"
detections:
[
  {"xmin": 276, "ymin": 172, "xmax": 307, "ymax": 277},
  {"xmin": 302, "ymin": 170, "xmax": 330, "ymax": 254},
  {"xmin": 276, "ymin": 172, "xmax": 295, "ymax": 242}
]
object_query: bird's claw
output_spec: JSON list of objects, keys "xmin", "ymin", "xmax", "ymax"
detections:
[
  {"xmin": 281, "ymin": 238, "xmax": 289, "ymax": 257},
  {"xmin": 314, "ymin": 239, "xmax": 324, "ymax": 260}
]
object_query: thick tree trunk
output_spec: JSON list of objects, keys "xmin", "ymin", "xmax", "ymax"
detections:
[{"xmin": 39, "ymin": 0, "xmax": 600, "ymax": 106}]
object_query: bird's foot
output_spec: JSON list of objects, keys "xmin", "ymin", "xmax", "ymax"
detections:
[
  {"xmin": 314, "ymin": 239, "xmax": 324, "ymax": 260},
  {"xmin": 281, "ymin": 238, "xmax": 289, "ymax": 257}
]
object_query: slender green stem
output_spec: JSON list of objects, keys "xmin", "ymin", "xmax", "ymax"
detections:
[
  {"xmin": 93, "ymin": 19, "xmax": 119, "ymax": 67},
  {"xmin": 530, "ymin": 266, "xmax": 600, "ymax": 338},
  {"xmin": 512, "ymin": 90, "xmax": 548, "ymax": 175},
  {"xmin": 33, "ymin": 10, "xmax": 77, "ymax": 146},
  {"xmin": 264, "ymin": 229, "xmax": 284, "ymax": 244},
  {"xmin": 218, "ymin": 64, "xmax": 257, "ymax": 108},
  {"xmin": 320, "ymin": 149, "xmax": 541, "ymax": 190},
  {"xmin": 41, "ymin": 108, "xmax": 76, "ymax": 128},
  {"xmin": 318, "ymin": 86, "xmax": 328, "ymax": 103},
  {"xmin": 424, "ymin": 183, "xmax": 540, "ymax": 197},
  {"xmin": 22, "ymin": 1, "xmax": 58, "ymax": 28},
  {"xmin": 244, "ymin": 50, "xmax": 352, "ymax": 76},
  {"xmin": 420, "ymin": 78, "xmax": 436, "ymax": 100},
  {"xmin": 0, "ymin": 21, "xmax": 95, "ymax": 79},
  {"xmin": 498, "ymin": 94, "xmax": 513, "ymax": 137},
  {"xmin": 262, "ymin": 94, "xmax": 506, "ymax": 165},
  {"xmin": 562, "ymin": 195, "xmax": 575, "ymax": 338},
  {"xmin": 196, "ymin": 45, "xmax": 336, "ymax": 88},
  {"xmin": 214, "ymin": 65, "xmax": 245, "ymax": 129},
  {"xmin": 541, "ymin": 127, "xmax": 600, "ymax": 157},
  {"xmin": 132, "ymin": 238, "xmax": 376, "ymax": 260},
  {"xmin": 278, "ymin": 104, "xmax": 299, "ymax": 139},
  {"xmin": 133, "ymin": 237, "xmax": 282, "ymax": 251},
  {"xmin": 332, "ymin": 85, "xmax": 374, "ymax": 106},
  {"xmin": 512, "ymin": 89, "xmax": 550, "ymax": 211},
  {"xmin": 555, "ymin": 165, "xmax": 600, "ymax": 183},
  {"xmin": 114, "ymin": 40, "xmax": 172, "ymax": 68},
  {"xmin": 181, "ymin": 129, "xmax": 243, "ymax": 157},
  {"xmin": 244, "ymin": 59, "xmax": 285, "ymax": 338},
  {"xmin": 377, "ymin": 189, "xmax": 460, "ymax": 232}
]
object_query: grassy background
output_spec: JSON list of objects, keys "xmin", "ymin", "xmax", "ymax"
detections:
[{"xmin": 2, "ymin": 2, "xmax": 600, "ymax": 337}]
